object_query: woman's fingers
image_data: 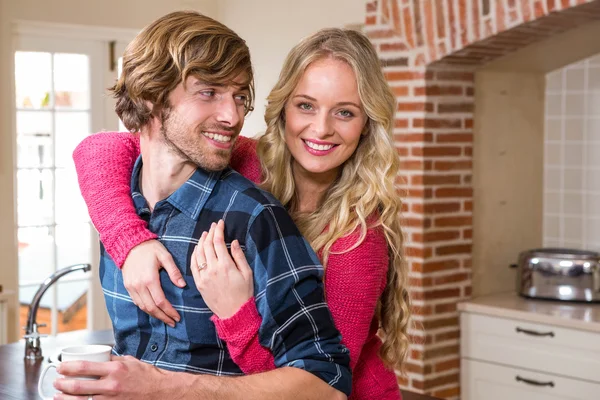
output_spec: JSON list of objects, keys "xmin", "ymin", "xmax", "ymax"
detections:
[
  {"xmin": 190, "ymin": 244, "xmax": 202, "ymax": 288},
  {"xmin": 194, "ymin": 232, "xmax": 208, "ymax": 268},
  {"xmin": 158, "ymin": 248, "xmax": 186, "ymax": 288},
  {"xmin": 213, "ymin": 220, "xmax": 230, "ymax": 261},
  {"xmin": 127, "ymin": 287, "xmax": 141, "ymax": 308},
  {"xmin": 203, "ymin": 222, "xmax": 218, "ymax": 267},
  {"xmin": 139, "ymin": 287, "xmax": 174, "ymax": 327},
  {"xmin": 231, "ymin": 239, "xmax": 253, "ymax": 280}
]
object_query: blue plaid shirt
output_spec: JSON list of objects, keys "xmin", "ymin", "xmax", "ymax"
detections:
[{"xmin": 99, "ymin": 156, "xmax": 351, "ymax": 395}]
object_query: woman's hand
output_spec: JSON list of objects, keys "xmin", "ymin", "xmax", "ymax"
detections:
[
  {"xmin": 191, "ymin": 220, "xmax": 254, "ymax": 319},
  {"xmin": 122, "ymin": 240, "xmax": 185, "ymax": 328}
]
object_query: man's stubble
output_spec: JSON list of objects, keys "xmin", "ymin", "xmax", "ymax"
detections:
[{"xmin": 159, "ymin": 106, "xmax": 234, "ymax": 172}]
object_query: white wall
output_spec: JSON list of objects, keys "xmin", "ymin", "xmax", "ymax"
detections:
[
  {"xmin": 543, "ymin": 53, "xmax": 600, "ymax": 250},
  {"xmin": 3, "ymin": 0, "xmax": 219, "ymax": 29},
  {"xmin": 0, "ymin": 0, "xmax": 367, "ymax": 342},
  {"xmin": 218, "ymin": 0, "xmax": 366, "ymax": 137}
]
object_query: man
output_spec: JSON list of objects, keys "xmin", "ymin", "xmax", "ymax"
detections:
[{"xmin": 54, "ymin": 11, "xmax": 351, "ymax": 400}]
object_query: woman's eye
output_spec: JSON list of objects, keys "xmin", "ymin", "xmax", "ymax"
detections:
[
  {"xmin": 338, "ymin": 110, "xmax": 354, "ymax": 118},
  {"xmin": 299, "ymin": 103, "xmax": 313, "ymax": 111}
]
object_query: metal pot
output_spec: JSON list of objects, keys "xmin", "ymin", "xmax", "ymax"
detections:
[{"xmin": 511, "ymin": 248, "xmax": 600, "ymax": 303}]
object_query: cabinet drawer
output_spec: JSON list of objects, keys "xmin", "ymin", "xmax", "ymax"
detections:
[
  {"xmin": 461, "ymin": 358, "xmax": 600, "ymax": 400},
  {"xmin": 461, "ymin": 312, "xmax": 600, "ymax": 383}
]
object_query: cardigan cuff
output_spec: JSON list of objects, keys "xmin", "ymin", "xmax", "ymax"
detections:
[
  {"xmin": 211, "ymin": 297, "xmax": 261, "ymax": 344},
  {"xmin": 105, "ymin": 223, "xmax": 158, "ymax": 268}
]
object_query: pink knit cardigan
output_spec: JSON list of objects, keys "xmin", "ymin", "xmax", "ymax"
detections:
[{"xmin": 73, "ymin": 132, "xmax": 401, "ymax": 400}]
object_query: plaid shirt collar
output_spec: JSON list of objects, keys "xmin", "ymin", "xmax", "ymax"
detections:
[{"xmin": 130, "ymin": 156, "xmax": 223, "ymax": 220}]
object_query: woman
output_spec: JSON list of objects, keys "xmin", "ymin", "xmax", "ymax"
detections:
[{"xmin": 74, "ymin": 28, "xmax": 409, "ymax": 399}]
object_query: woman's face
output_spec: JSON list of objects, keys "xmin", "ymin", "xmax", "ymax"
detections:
[{"xmin": 284, "ymin": 58, "xmax": 367, "ymax": 182}]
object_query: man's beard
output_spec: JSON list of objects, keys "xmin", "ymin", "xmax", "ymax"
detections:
[{"xmin": 159, "ymin": 106, "xmax": 235, "ymax": 172}]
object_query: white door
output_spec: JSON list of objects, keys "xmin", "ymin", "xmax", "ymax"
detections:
[{"xmin": 14, "ymin": 32, "xmax": 130, "ymax": 336}]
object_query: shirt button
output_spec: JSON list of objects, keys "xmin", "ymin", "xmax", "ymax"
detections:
[{"xmin": 150, "ymin": 344, "xmax": 158, "ymax": 352}]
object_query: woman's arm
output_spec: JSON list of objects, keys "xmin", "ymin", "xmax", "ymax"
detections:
[
  {"xmin": 211, "ymin": 224, "xmax": 389, "ymax": 373},
  {"xmin": 73, "ymin": 131, "xmax": 155, "ymax": 267},
  {"xmin": 74, "ymin": 131, "xmax": 184, "ymax": 327},
  {"xmin": 74, "ymin": 133, "xmax": 260, "ymax": 267},
  {"xmin": 324, "ymin": 225, "xmax": 389, "ymax": 370},
  {"xmin": 195, "ymin": 221, "xmax": 276, "ymax": 374},
  {"xmin": 211, "ymin": 298, "xmax": 276, "ymax": 374}
]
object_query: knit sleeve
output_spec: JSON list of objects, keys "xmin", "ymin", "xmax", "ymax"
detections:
[
  {"xmin": 230, "ymin": 135, "xmax": 262, "ymax": 184},
  {"xmin": 324, "ymin": 225, "xmax": 389, "ymax": 370},
  {"xmin": 210, "ymin": 297, "xmax": 275, "ymax": 374},
  {"xmin": 73, "ymin": 131, "xmax": 156, "ymax": 267}
]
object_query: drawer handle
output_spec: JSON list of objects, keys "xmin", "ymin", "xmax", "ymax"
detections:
[
  {"xmin": 515, "ymin": 375, "xmax": 555, "ymax": 388},
  {"xmin": 515, "ymin": 327, "xmax": 554, "ymax": 337}
]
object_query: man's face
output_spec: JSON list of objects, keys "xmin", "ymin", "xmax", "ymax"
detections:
[{"xmin": 159, "ymin": 74, "xmax": 249, "ymax": 171}]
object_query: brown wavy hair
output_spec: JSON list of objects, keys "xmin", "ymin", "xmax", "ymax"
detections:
[
  {"xmin": 111, "ymin": 11, "xmax": 254, "ymax": 132},
  {"xmin": 257, "ymin": 28, "xmax": 410, "ymax": 371}
]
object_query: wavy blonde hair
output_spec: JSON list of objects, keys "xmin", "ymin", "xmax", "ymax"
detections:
[
  {"xmin": 257, "ymin": 28, "xmax": 410, "ymax": 371},
  {"xmin": 111, "ymin": 11, "xmax": 254, "ymax": 132}
]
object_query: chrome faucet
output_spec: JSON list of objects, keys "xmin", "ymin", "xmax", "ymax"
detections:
[{"xmin": 24, "ymin": 263, "xmax": 92, "ymax": 360}]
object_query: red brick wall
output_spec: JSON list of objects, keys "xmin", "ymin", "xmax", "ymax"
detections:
[{"xmin": 365, "ymin": 0, "xmax": 600, "ymax": 398}]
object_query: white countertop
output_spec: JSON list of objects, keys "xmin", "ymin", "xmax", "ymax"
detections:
[{"xmin": 458, "ymin": 291, "xmax": 600, "ymax": 333}]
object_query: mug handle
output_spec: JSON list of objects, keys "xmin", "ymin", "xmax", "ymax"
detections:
[{"xmin": 38, "ymin": 362, "xmax": 58, "ymax": 400}]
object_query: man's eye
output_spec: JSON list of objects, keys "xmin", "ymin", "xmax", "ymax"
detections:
[
  {"xmin": 200, "ymin": 90, "xmax": 216, "ymax": 98},
  {"xmin": 234, "ymin": 94, "xmax": 248, "ymax": 105}
]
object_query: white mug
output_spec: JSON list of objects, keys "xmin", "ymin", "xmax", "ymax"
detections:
[{"xmin": 38, "ymin": 344, "xmax": 112, "ymax": 400}]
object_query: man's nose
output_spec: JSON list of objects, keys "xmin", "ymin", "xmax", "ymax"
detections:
[{"xmin": 215, "ymin": 96, "xmax": 241, "ymax": 127}]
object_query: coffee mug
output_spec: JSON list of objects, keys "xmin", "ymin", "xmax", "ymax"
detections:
[{"xmin": 38, "ymin": 344, "xmax": 112, "ymax": 400}]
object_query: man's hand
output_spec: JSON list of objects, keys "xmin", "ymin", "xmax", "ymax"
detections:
[
  {"xmin": 122, "ymin": 240, "xmax": 185, "ymax": 327},
  {"xmin": 53, "ymin": 356, "xmax": 346, "ymax": 400},
  {"xmin": 53, "ymin": 355, "xmax": 183, "ymax": 400}
]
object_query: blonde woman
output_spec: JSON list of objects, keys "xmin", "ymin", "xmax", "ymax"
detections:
[{"xmin": 74, "ymin": 28, "xmax": 409, "ymax": 399}]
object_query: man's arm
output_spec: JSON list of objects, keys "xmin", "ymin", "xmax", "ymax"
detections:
[
  {"xmin": 244, "ymin": 204, "xmax": 352, "ymax": 395},
  {"xmin": 54, "ymin": 356, "xmax": 346, "ymax": 400},
  {"xmin": 184, "ymin": 366, "xmax": 346, "ymax": 400}
]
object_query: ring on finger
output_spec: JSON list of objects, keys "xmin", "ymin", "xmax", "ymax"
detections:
[{"xmin": 198, "ymin": 262, "xmax": 208, "ymax": 270}]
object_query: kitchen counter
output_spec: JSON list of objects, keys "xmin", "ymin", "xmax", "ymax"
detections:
[
  {"xmin": 0, "ymin": 329, "xmax": 440, "ymax": 400},
  {"xmin": 458, "ymin": 291, "xmax": 600, "ymax": 333}
]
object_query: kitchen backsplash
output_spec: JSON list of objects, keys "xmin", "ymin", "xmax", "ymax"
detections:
[{"xmin": 544, "ymin": 53, "xmax": 600, "ymax": 250}]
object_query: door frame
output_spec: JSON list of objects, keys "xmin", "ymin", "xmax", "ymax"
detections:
[{"xmin": 10, "ymin": 21, "xmax": 138, "ymax": 335}]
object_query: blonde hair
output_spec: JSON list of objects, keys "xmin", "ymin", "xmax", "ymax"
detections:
[
  {"xmin": 111, "ymin": 11, "xmax": 254, "ymax": 132},
  {"xmin": 257, "ymin": 28, "xmax": 410, "ymax": 371}
]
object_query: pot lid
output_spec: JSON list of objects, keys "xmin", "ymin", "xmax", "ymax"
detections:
[{"xmin": 521, "ymin": 247, "xmax": 600, "ymax": 260}]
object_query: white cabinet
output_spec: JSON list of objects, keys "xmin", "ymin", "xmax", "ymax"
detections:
[
  {"xmin": 460, "ymin": 312, "xmax": 600, "ymax": 400},
  {"xmin": 462, "ymin": 359, "xmax": 600, "ymax": 400}
]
